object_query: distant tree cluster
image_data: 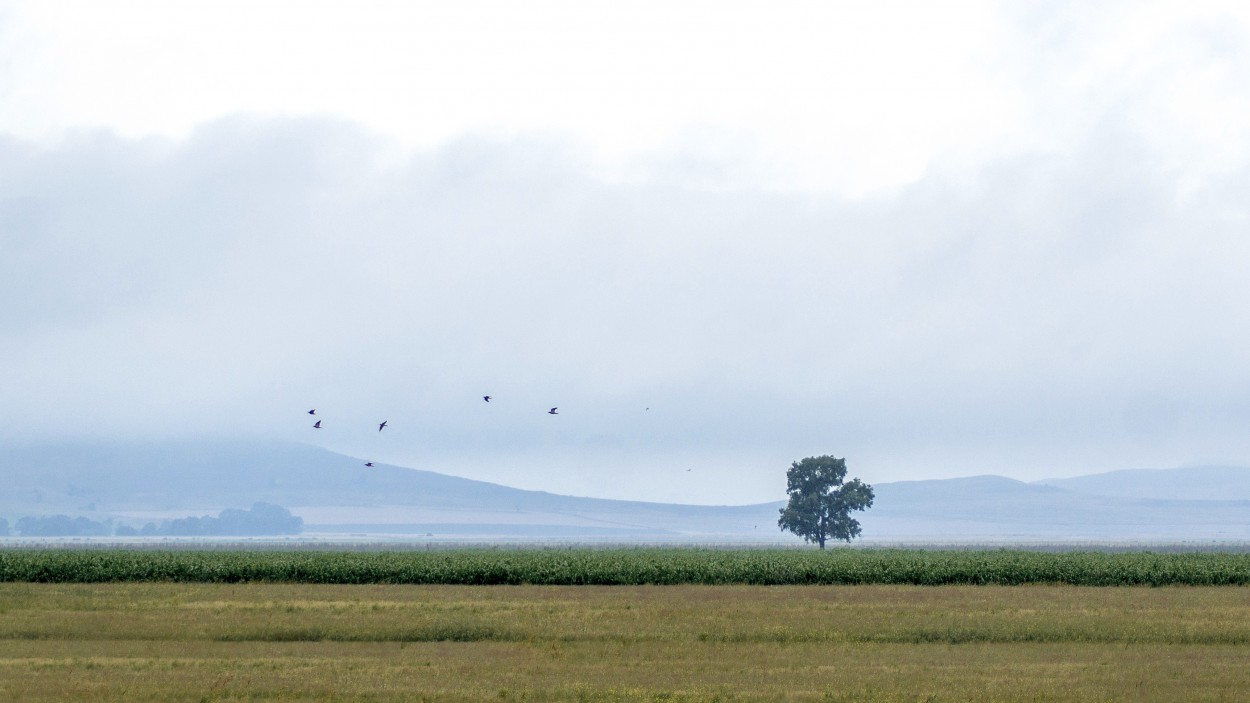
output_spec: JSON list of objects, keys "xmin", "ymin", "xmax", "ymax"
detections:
[
  {"xmin": 15, "ymin": 515, "xmax": 111, "ymax": 537},
  {"xmin": 13, "ymin": 503, "xmax": 302, "ymax": 537},
  {"xmin": 120, "ymin": 503, "xmax": 303, "ymax": 536}
]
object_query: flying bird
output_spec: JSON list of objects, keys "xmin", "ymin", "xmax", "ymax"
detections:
[
  {"xmin": 548, "ymin": 407, "xmax": 558, "ymax": 415},
  {"xmin": 378, "ymin": 420, "xmax": 388, "ymax": 431},
  {"xmin": 364, "ymin": 462, "xmax": 374, "ymax": 467},
  {"xmin": 483, "ymin": 396, "xmax": 491, "ymax": 402},
  {"xmin": 313, "ymin": 420, "xmax": 322, "ymax": 429},
  {"xmin": 308, "ymin": 409, "xmax": 316, "ymax": 415}
]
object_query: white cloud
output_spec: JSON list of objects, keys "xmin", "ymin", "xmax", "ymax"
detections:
[
  {"xmin": 3, "ymin": 2, "xmax": 1250, "ymax": 502},
  {"xmin": 2, "ymin": 0, "xmax": 1025, "ymax": 192},
  {"xmin": 2, "ymin": 113, "xmax": 1249, "ymax": 502}
]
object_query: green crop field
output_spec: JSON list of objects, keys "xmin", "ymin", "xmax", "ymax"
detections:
[
  {"xmin": 2, "ymin": 581, "xmax": 1250, "ymax": 701},
  {"xmin": 5, "ymin": 548, "xmax": 1250, "ymax": 585}
]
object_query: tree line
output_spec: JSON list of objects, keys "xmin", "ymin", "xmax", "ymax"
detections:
[{"xmin": 1, "ymin": 503, "xmax": 302, "ymax": 537}]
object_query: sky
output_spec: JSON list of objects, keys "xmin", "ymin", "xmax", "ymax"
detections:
[{"xmin": 2, "ymin": 0, "xmax": 1250, "ymax": 504}]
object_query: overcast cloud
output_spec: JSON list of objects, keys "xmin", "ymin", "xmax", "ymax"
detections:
[{"xmin": 2, "ymin": 2, "xmax": 1249, "ymax": 503}]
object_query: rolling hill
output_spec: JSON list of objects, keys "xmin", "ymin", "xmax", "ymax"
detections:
[
  {"xmin": 2, "ymin": 440, "xmax": 1248, "ymax": 542},
  {"xmin": 1034, "ymin": 466, "xmax": 1250, "ymax": 501}
]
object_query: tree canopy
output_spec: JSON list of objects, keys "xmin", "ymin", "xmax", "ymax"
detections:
[{"xmin": 777, "ymin": 455, "xmax": 874, "ymax": 548}]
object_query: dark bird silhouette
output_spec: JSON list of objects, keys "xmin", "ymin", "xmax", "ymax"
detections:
[
  {"xmin": 483, "ymin": 396, "xmax": 491, "ymax": 402},
  {"xmin": 308, "ymin": 409, "xmax": 316, "ymax": 415},
  {"xmin": 364, "ymin": 462, "xmax": 374, "ymax": 467},
  {"xmin": 378, "ymin": 420, "xmax": 388, "ymax": 431},
  {"xmin": 548, "ymin": 407, "xmax": 558, "ymax": 415},
  {"xmin": 313, "ymin": 420, "xmax": 322, "ymax": 429}
]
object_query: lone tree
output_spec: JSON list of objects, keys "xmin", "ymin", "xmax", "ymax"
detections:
[{"xmin": 778, "ymin": 455, "xmax": 874, "ymax": 548}]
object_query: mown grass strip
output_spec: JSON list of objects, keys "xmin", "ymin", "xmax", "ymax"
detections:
[
  {"xmin": 3, "ymin": 548, "xmax": 1250, "ymax": 585},
  {"xmin": 213, "ymin": 623, "xmax": 521, "ymax": 642}
]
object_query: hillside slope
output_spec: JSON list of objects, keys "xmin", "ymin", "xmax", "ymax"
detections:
[
  {"xmin": 3, "ymin": 440, "xmax": 1249, "ymax": 542},
  {"xmin": 1035, "ymin": 466, "xmax": 1250, "ymax": 501}
]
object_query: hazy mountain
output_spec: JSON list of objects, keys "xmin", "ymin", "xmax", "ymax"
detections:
[
  {"xmin": 862, "ymin": 475, "xmax": 1250, "ymax": 542},
  {"xmin": 2, "ymin": 440, "xmax": 1248, "ymax": 542},
  {"xmin": 1034, "ymin": 466, "xmax": 1250, "ymax": 501},
  {"xmin": 0, "ymin": 440, "xmax": 780, "ymax": 540}
]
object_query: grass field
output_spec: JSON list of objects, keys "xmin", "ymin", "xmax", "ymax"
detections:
[{"xmin": 2, "ymin": 582, "xmax": 1249, "ymax": 701}]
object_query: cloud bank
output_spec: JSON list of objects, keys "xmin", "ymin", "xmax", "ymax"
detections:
[{"xmin": 2, "ymin": 111, "xmax": 1248, "ymax": 504}]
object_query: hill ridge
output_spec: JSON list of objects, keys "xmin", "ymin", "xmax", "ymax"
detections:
[{"xmin": 4, "ymin": 439, "xmax": 1250, "ymax": 542}]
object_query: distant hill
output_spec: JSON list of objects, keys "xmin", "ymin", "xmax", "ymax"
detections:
[
  {"xmin": 1034, "ymin": 466, "xmax": 1250, "ymax": 501},
  {"xmin": 0, "ymin": 440, "xmax": 780, "ymax": 541},
  {"xmin": 863, "ymin": 475, "xmax": 1250, "ymax": 542},
  {"xmin": 2, "ymin": 440, "xmax": 1248, "ymax": 542}
]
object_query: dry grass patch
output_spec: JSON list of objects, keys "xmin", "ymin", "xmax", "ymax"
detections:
[{"xmin": 1, "ymin": 583, "xmax": 1249, "ymax": 701}]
